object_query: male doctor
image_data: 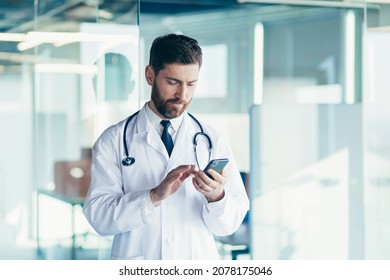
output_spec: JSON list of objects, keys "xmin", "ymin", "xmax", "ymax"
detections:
[{"xmin": 83, "ymin": 33, "xmax": 249, "ymax": 260}]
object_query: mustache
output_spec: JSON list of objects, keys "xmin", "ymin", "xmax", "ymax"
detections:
[{"xmin": 166, "ymin": 98, "xmax": 185, "ymax": 104}]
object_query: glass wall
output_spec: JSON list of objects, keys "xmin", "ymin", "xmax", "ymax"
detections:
[
  {"xmin": 250, "ymin": 4, "xmax": 364, "ymax": 259},
  {"xmin": 250, "ymin": 1, "xmax": 390, "ymax": 260},
  {"xmin": 0, "ymin": 0, "xmax": 139, "ymax": 259}
]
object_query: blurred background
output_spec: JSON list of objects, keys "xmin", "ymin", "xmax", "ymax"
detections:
[{"xmin": 0, "ymin": 0, "xmax": 389, "ymax": 260}]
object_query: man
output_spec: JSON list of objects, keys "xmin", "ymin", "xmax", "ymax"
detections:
[{"xmin": 83, "ymin": 33, "xmax": 249, "ymax": 260}]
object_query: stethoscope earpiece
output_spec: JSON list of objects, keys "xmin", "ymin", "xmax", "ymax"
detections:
[{"xmin": 122, "ymin": 156, "xmax": 135, "ymax": 166}]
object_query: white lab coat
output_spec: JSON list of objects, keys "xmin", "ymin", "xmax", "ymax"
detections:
[{"xmin": 83, "ymin": 103, "xmax": 249, "ymax": 260}]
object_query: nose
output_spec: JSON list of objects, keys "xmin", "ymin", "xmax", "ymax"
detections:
[{"xmin": 176, "ymin": 84, "xmax": 188, "ymax": 99}]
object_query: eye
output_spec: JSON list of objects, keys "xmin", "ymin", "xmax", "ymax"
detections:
[{"xmin": 167, "ymin": 79, "xmax": 177, "ymax": 85}]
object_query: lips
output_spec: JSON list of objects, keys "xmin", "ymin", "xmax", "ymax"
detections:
[{"xmin": 168, "ymin": 99, "xmax": 184, "ymax": 105}]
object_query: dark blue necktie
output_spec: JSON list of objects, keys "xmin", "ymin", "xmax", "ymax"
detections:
[{"xmin": 160, "ymin": 120, "xmax": 174, "ymax": 157}]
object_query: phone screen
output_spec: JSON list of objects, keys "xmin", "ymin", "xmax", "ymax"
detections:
[{"xmin": 204, "ymin": 158, "xmax": 229, "ymax": 178}]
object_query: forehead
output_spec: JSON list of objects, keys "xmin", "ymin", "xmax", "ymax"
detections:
[{"xmin": 158, "ymin": 63, "xmax": 200, "ymax": 81}]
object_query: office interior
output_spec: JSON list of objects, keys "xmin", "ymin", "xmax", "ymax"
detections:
[{"xmin": 0, "ymin": 0, "xmax": 389, "ymax": 260}]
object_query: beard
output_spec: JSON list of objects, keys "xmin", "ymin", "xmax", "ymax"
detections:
[{"xmin": 151, "ymin": 81, "xmax": 191, "ymax": 119}]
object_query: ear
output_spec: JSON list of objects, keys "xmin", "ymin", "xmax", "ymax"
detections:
[{"xmin": 145, "ymin": 65, "xmax": 155, "ymax": 86}]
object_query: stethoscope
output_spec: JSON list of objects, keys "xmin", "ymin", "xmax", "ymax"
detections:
[{"xmin": 121, "ymin": 111, "xmax": 212, "ymax": 169}]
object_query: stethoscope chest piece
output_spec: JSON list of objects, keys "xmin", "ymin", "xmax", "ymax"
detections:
[{"xmin": 122, "ymin": 157, "xmax": 135, "ymax": 166}]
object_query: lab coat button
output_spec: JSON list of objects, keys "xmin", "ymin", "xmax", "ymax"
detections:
[{"xmin": 166, "ymin": 236, "xmax": 174, "ymax": 244}]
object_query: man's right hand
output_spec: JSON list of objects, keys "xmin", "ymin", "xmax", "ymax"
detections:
[{"xmin": 150, "ymin": 165, "xmax": 195, "ymax": 206}]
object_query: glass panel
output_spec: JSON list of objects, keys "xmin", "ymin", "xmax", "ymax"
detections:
[
  {"xmin": 262, "ymin": 7, "xmax": 362, "ymax": 104},
  {"xmin": 0, "ymin": 0, "xmax": 139, "ymax": 260},
  {"xmin": 33, "ymin": 0, "xmax": 139, "ymax": 260},
  {"xmin": 364, "ymin": 2, "xmax": 390, "ymax": 259},
  {"xmin": 250, "ymin": 104, "xmax": 363, "ymax": 259},
  {"xmin": 250, "ymin": 4, "xmax": 366, "ymax": 259},
  {"xmin": 0, "ymin": 0, "xmax": 35, "ymax": 260},
  {"xmin": 250, "ymin": 1, "xmax": 390, "ymax": 260}
]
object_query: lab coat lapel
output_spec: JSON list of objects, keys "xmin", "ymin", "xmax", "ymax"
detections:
[
  {"xmin": 146, "ymin": 129, "xmax": 167, "ymax": 158},
  {"xmin": 137, "ymin": 106, "xmax": 167, "ymax": 158}
]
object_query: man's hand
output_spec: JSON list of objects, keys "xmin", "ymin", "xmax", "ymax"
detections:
[
  {"xmin": 192, "ymin": 169, "xmax": 226, "ymax": 203},
  {"xmin": 150, "ymin": 165, "xmax": 195, "ymax": 206}
]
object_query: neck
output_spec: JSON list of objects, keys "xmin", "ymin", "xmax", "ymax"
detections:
[{"xmin": 147, "ymin": 100, "xmax": 166, "ymax": 120}]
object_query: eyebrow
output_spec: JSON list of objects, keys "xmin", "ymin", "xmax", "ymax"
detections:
[{"xmin": 166, "ymin": 77, "xmax": 198, "ymax": 84}]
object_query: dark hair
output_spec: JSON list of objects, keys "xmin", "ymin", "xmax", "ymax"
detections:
[{"xmin": 149, "ymin": 33, "xmax": 202, "ymax": 75}]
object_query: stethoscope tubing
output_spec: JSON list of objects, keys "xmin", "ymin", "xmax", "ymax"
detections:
[{"xmin": 122, "ymin": 111, "xmax": 212, "ymax": 167}]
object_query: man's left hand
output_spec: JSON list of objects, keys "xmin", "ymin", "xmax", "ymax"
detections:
[{"xmin": 192, "ymin": 169, "xmax": 226, "ymax": 202}]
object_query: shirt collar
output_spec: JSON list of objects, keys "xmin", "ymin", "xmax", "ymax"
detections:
[{"xmin": 145, "ymin": 101, "xmax": 184, "ymax": 134}]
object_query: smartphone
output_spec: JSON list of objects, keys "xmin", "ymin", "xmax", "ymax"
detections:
[{"xmin": 204, "ymin": 158, "xmax": 229, "ymax": 178}]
